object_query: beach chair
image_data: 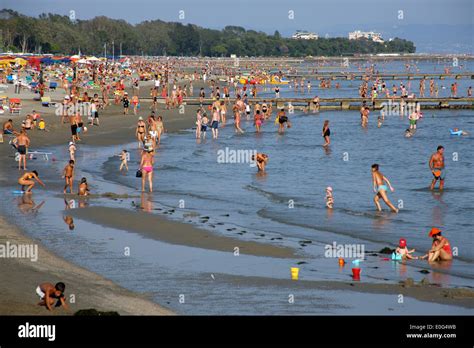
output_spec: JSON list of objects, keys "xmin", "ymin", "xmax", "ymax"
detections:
[
  {"xmin": 27, "ymin": 150, "xmax": 53, "ymax": 161},
  {"xmin": 49, "ymin": 81, "xmax": 58, "ymax": 90},
  {"xmin": 41, "ymin": 96, "xmax": 51, "ymax": 107},
  {"xmin": 9, "ymin": 98, "xmax": 21, "ymax": 115}
]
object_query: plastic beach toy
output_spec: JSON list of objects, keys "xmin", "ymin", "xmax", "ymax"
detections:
[
  {"xmin": 290, "ymin": 267, "xmax": 299, "ymax": 280},
  {"xmin": 391, "ymin": 252, "xmax": 403, "ymax": 261}
]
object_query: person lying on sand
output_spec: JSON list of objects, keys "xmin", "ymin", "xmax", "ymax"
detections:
[
  {"xmin": 420, "ymin": 228, "xmax": 452, "ymax": 262},
  {"xmin": 36, "ymin": 282, "xmax": 69, "ymax": 312},
  {"xmin": 18, "ymin": 170, "xmax": 45, "ymax": 193}
]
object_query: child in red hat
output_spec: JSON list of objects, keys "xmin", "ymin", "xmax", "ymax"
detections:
[{"xmin": 395, "ymin": 238, "xmax": 418, "ymax": 260}]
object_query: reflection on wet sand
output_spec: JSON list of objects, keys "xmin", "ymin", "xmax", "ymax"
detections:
[
  {"xmin": 140, "ymin": 193, "xmax": 154, "ymax": 212},
  {"xmin": 17, "ymin": 194, "xmax": 45, "ymax": 215}
]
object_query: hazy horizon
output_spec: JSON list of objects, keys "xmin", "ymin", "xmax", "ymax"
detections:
[{"xmin": 3, "ymin": 0, "xmax": 473, "ymax": 53}]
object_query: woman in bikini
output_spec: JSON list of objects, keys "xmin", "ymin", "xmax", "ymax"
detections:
[
  {"xmin": 155, "ymin": 115, "xmax": 165, "ymax": 145},
  {"xmin": 421, "ymin": 228, "xmax": 453, "ymax": 262},
  {"xmin": 136, "ymin": 117, "xmax": 147, "ymax": 148},
  {"xmin": 254, "ymin": 110, "xmax": 263, "ymax": 133},
  {"xmin": 140, "ymin": 149, "xmax": 154, "ymax": 193},
  {"xmin": 18, "ymin": 170, "xmax": 45, "ymax": 193}
]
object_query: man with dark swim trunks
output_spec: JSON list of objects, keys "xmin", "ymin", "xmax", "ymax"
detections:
[
  {"xmin": 15, "ymin": 130, "xmax": 30, "ymax": 170},
  {"xmin": 429, "ymin": 145, "xmax": 445, "ymax": 190},
  {"xmin": 62, "ymin": 160, "xmax": 75, "ymax": 194}
]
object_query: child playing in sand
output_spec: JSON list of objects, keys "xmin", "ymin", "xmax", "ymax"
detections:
[
  {"xmin": 119, "ymin": 150, "xmax": 129, "ymax": 172},
  {"xmin": 325, "ymin": 186, "xmax": 334, "ymax": 208},
  {"xmin": 78, "ymin": 177, "xmax": 90, "ymax": 196},
  {"xmin": 38, "ymin": 118, "xmax": 46, "ymax": 131},
  {"xmin": 36, "ymin": 282, "xmax": 69, "ymax": 311},
  {"xmin": 395, "ymin": 238, "xmax": 418, "ymax": 260}
]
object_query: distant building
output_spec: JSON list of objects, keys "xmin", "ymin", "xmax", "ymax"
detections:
[
  {"xmin": 292, "ymin": 31, "xmax": 319, "ymax": 40},
  {"xmin": 349, "ymin": 30, "xmax": 384, "ymax": 43}
]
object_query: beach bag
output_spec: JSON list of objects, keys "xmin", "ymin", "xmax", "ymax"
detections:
[{"xmin": 136, "ymin": 169, "xmax": 142, "ymax": 178}]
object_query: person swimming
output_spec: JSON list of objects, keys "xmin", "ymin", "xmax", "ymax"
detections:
[{"xmin": 325, "ymin": 186, "xmax": 334, "ymax": 208}]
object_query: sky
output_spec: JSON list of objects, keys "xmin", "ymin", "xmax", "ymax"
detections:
[{"xmin": 3, "ymin": 0, "xmax": 474, "ymax": 53}]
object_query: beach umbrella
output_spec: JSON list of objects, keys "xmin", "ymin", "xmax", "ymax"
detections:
[
  {"xmin": 14, "ymin": 58, "xmax": 27, "ymax": 66},
  {"xmin": 86, "ymin": 56, "xmax": 100, "ymax": 61},
  {"xmin": 70, "ymin": 55, "xmax": 80, "ymax": 61}
]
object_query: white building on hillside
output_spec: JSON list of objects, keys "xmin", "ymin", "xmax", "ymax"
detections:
[
  {"xmin": 292, "ymin": 31, "xmax": 319, "ymax": 40},
  {"xmin": 349, "ymin": 30, "xmax": 384, "ymax": 43}
]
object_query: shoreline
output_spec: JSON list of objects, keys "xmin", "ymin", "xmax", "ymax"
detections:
[
  {"xmin": 0, "ymin": 216, "xmax": 173, "ymax": 315},
  {"xmin": 1, "ymin": 82, "xmax": 474, "ymax": 315},
  {"xmin": 0, "ymin": 82, "xmax": 199, "ymax": 315}
]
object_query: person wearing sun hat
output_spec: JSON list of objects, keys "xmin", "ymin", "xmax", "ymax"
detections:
[
  {"xmin": 421, "ymin": 227, "xmax": 453, "ymax": 262},
  {"xmin": 395, "ymin": 238, "xmax": 418, "ymax": 260}
]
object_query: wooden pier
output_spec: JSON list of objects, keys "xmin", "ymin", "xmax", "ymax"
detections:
[
  {"xmin": 172, "ymin": 97, "xmax": 474, "ymax": 111},
  {"xmin": 285, "ymin": 73, "xmax": 474, "ymax": 80}
]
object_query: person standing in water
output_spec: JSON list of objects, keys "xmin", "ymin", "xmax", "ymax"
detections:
[
  {"xmin": 62, "ymin": 160, "xmax": 75, "ymax": 194},
  {"xmin": 429, "ymin": 145, "xmax": 445, "ymax": 190},
  {"xmin": 252, "ymin": 153, "xmax": 268, "ymax": 172},
  {"xmin": 136, "ymin": 117, "xmax": 147, "ymax": 149},
  {"xmin": 322, "ymin": 120, "xmax": 331, "ymax": 147},
  {"xmin": 140, "ymin": 148, "xmax": 154, "ymax": 193},
  {"xmin": 371, "ymin": 164, "xmax": 398, "ymax": 213},
  {"xmin": 211, "ymin": 107, "xmax": 220, "ymax": 139}
]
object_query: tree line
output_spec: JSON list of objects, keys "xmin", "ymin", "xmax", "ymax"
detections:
[{"xmin": 0, "ymin": 9, "xmax": 416, "ymax": 57}]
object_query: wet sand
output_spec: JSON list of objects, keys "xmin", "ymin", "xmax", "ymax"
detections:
[
  {"xmin": 0, "ymin": 82, "xmax": 197, "ymax": 315},
  {"xmin": 217, "ymin": 274, "xmax": 474, "ymax": 309},
  {"xmin": 70, "ymin": 206, "xmax": 297, "ymax": 258},
  {"xmin": 1, "ymin": 81, "xmax": 473, "ymax": 315},
  {"xmin": 0, "ymin": 216, "xmax": 173, "ymax": 315}
]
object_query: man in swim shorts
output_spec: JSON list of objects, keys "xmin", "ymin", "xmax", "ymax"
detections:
[
  {"xmin": 3, "ymin": 119, "xmax": 15, "ymax": 134},
  {"xmin": 211, "ymin": 107, "xmax": 219, "ymax": 139},
  {"xmin": 62, "ymin": 160, "xmax": 75, "ymax": 194},
  {"xmin": 371, "ymin": 164, "xmax": 398, "ymax": 213},
  {"xmin": 15, "ymin": 130, "xmax": 30, "ymax": 171},
  {"xmin": 429, "ymin": 145, "xmax": 445, "ymax": 190}
]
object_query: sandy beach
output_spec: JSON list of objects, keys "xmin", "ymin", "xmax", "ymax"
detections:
[
  {"xmin": 0, "ymin": 82, "xmax": 196, "ymax": 315},
  {"xmin": 1, "ymin": 76, "xmax": 474, "ymax": 316}
]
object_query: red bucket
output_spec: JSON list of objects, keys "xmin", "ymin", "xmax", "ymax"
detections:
[{"xmin": 352, "ymin": 268, "xmax": 361, "ymax": 280}]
